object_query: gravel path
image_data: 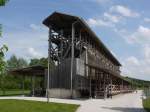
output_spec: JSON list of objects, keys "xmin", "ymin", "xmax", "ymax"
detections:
[{"xmin": 0, "ymin": 90, "xmax": 145, "ymax": 112}]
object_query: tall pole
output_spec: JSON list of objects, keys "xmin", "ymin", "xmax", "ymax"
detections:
[
  {"xmin": 71, "ymin": 21, "xmax": 78, "ymax": 98},
  {"xmin": 47, "ymin": 26, "xmax": 52, "ymax": 103},
  {"xmin": 71, "ymin": 23, "xmax": 75, "ymax": 98}
]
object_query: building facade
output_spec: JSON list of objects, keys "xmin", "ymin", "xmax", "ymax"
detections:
[{"xmin": 43, "ymin": 12, "xmax": 132, "ymax": 98}]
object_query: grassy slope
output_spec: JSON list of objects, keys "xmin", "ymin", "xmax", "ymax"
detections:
[
  {"xmin": 0, "ymin": 99, "xmax": 79, "ymax": 112},
  {"xmin": 124, "ymin": 77, "xmax": 150, "ymax": 88},
  {"xmin": 143, "ymin": 98, "xmax": 150, "ymax": 112}
]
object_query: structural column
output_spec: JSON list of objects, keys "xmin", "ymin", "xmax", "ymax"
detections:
[
  {"xmin": 31, "ymin": 75, "xmax": 35, "ymax": 96},
  {"xmin": 89, "ymin": 67, "xmax": 92, "ymax": 98},
  {"xmin": 47, "ymin": 26, "xmax": 52, "ymax": 102},
  {"xmin": 71, "ymin": 22, "xmax": 75, "ymax": 98},
  {"xmin": 110, "ymin": 75, "xmax": 112, "ymax": 98},
  {"xmin": 22, "ymin": 75, "xmax": 25, "ymax": 96},
  {"xmin": 121, "ymin": 80, "xmax": 124, "ymax": 93}
]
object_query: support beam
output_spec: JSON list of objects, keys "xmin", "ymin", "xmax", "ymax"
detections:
[
  {"xmin": 89, "ymin": 67, "xmax": 92, "ymax": 98},
  {"xmin": 22, "ymin": 75, "xmax": 25, "ymax": 96},
  {"xmin": 121, "ymin": 80, "xmax": 124, "ymax": 93},
  {"xmin": 110, "ymin": 76, "xmax": 112, "ymax": 98},
  {"xmin": 31, "ymin": 75, "xmax": 35, "ymax": 97},
  {"xmin": 104, "ymin": 73, "xmax": 107, "ymax": 99}
]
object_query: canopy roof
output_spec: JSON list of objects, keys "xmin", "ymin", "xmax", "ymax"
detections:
[
  {"xmin": 10, "ymin": 65, "xmax": 46, "ymax": 76},
  {"xmin": 10, "ymin": 65, "xmax": 131, "ymax": 84},
  {"xmin": 43, "ymin": 12, "xmax": 121, "ymax": 66}
]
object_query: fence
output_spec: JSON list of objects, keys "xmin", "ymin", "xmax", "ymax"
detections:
[{"xmin": 144, "ymin": 88, "xmax": 150, "ymax": 98}]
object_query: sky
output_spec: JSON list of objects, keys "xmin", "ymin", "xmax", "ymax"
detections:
[{"xmin": 0, "ymin": 0, "xmax": 150, "ymax": 80}]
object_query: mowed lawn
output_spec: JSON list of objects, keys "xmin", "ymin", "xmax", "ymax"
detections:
[
  {"xmin": 0, "ymin": 90, "xmax": 30, "ymax": 96},
  {"xmin": 143, "ymin": 98, "xmax": 150, "ymax": 112},
  {"xmin": 0, "ymin": 99, "xmax": 79, "ymax": 112}
]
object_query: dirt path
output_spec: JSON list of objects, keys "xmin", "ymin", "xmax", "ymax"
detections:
[{"xmin": 77, "ymin": 90, "xmax": 145, "ymax": 112}]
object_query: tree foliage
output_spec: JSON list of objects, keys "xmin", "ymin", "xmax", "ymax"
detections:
[
  {"xmin": 0, "ymin": 0, "xmax": 9, "ymax": 6},
  {"xmin": 0, "ymin": 0, "xmax": 9, "ymax": 73},
  {"xmin": 7, "ymin": 55, "xmax": 28, "ymax": 70},
  {"xmin": 125, "ymin": 76, "xmax": 150, "ymax": 88},
  {"xmin": 30, "ymin": 58, "xmax": 48, "ymax": 67},
  {"xmin": 0, "ymin": 0, "xmax": 9, "ymax": 94},
  {"xmin": 0, "ymin": 55, "xmax": 28, "ymax": 90}
]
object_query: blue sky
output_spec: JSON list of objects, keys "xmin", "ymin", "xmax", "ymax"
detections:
[{"xmin": 0, "ymin": 0, "xmax": 150, "ymax": 80}]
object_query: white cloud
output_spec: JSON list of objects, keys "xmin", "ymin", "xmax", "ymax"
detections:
[
  {"xmin": 125, "ymin": 56, "xmax": 140, "ymax": 66},
  {"xmin": 30, "ymin": 24, "xmax": 47, "ymax": 31},
  {"xmin": 88, "ymin": 0, "xmax": 110, "ymax": 4},
  {"xmin": 127, "ymin": 26, "xmax": 150, "ymax": 44},
  {"xmin": 121, "ymin": 56, "xmax": 150, "ymax": 80},
  {"xmin": 104, "ymin": 12, "xmax": 122, "ymax": 23},
  {"xmin": 1, "ymin": 26, "xmax": 48, "ymax": 60},
  {"xmin": 110, "ymin": 5, "xmax": 140, "ymax": 17},
  {"xmin": 144, "ymin": 18, "xmax": 150, "ymax": 22},
  {"xmin": 87, "ymin": 5, "xmax": 137, "ymax": 28},
  {"xmin": 87, "ymin": 18, "xmax": 113, "ymax": 27},
  {"xmin": 118, "ymin": 26, "xmax": 150, "ymax": 44},
  {"xmin": 143, "ymin": 45, "xmax": 150, "ymax": 63},
  {"xmin": 26, "ymin": 47, "xmax": 43, "ymax": 58},
  {"xmin": 118, "ymin": 26, "xmax": 150, "ymax": 80}
]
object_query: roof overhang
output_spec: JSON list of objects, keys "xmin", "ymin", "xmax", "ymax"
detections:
[
  {"xmin": 9, "ymin": 65, "xmax": 47, "ymax": 77},
  {"xmin": 43, "ymin": 12, "xmax": 121, "ymax": 66}
]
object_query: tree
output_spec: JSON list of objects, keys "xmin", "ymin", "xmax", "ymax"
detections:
[
  {"xmin": 0, "ymin": 0, "xmax": 9, "ymax": 6},
  {"xmin": 0, "ymin": 0, "xmax": 9, "ymax": 94},
  {"xmin": 7, "ymin": 55, "xmax": 28, "ymax": 70},
  {"xmin": 0, "ymin": 0, "xmax": 9, "ymax": 73},
  {"xmin": 29, "ymin": 57, "xmax": 54, "ymax": 68},
  {"xmin": 3, "ymin": 55, "xmax": 28, "ymax": 90},
  {"xmin": 0, "ymin": 0, "xmax": 9, "ymax": 35}
]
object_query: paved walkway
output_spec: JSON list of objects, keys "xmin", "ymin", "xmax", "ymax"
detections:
[
  {"xmin": 77, "ymin": 90, "xmax": 145, "ymax": 112},
  {"xmin": 0, "ymin": 90, "xmax": 145, "ymax": 112}
]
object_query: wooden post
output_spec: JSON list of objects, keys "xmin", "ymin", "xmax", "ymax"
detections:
[
  {"xmin": 31, "ymin": 75, "xmax": 35, "ymax": 97},
  {"xmin": 110, "ymin": 76, "xmax": 112, "ymax": 98},
  {"xmin": 79, "ymin": 30, "xmax": 82, "ymax": 58},
  {"xmin": 89, "ymin": 67, "xmax": 92, "ymax": 98},
  {"xmin": 85, "ymin": 48, "xmax": 88, "ymax": 77},
  {"xmin": 22, "ymin": 75, "xmax": 25, "ymax": 96},
  {"xmin": 104, "ymin": 73, "xmax": 106, "ymax": 99},
  {"xmin": 122, "ymin": 80, "xmax": 123, "ymax": 93}
]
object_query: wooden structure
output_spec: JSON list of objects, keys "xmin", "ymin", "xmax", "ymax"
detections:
[
  {"xmin": 10, "ymin": 65, "xmax": 46, "ymax": 96},
  {"xmin": 43, "ymin": 12, "xmax": 133, "ymax": 98}
]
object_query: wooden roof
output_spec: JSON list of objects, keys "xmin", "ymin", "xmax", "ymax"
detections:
[
  {"xmin": 43, "ymin": 12, "xmax": 121, "ymax": 66},
  {"xmin": 9, "ymin": 65, "xmax": 46, "ymax": 76}
]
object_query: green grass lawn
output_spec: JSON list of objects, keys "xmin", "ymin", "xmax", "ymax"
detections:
[
  {"xmin": 143, "ymin": 98, "xmax": 150, "ymax": 112},
  {"xmin": 0, "ymin": 90, "xmax": 30, "ymax": 96},
  {"xmin": 0, "ymin": 99, "xmax": 79, "ymax": 112}
]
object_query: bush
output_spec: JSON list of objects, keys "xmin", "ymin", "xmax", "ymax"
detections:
[{"xmin": 143, "ymin": 98, "xmax": 150, "ymax": 112}]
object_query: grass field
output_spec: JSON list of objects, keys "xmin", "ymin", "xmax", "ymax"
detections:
[
  {"xmin": 0, "ymin": 90, "xmax": 30, "ymax": 96},
  {"xmin": 143, "ymin": 98, "xmax": 150, "ymax": 112},
  {"xmin": 0, "ymin": 99, "xmax": 79, "ymax": 112}
]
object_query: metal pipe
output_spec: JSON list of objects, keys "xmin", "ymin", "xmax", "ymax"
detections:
[
  {"xmin": 47, "ymin": 26, "xmax": 52, "ymax": 102},
  {"xmin": 70, "ymin": 21, "xmax": 78, "ymax": 98}
]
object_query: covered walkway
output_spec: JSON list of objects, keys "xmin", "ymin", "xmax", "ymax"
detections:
[{"xmin": 10, "ymin": 65, "xmax": 46, "ymax": 96}]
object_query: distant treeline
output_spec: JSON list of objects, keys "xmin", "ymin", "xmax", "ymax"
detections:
[{"xmin": 124, "ymin": 77, "xmax": 150, "ymax": 88}]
